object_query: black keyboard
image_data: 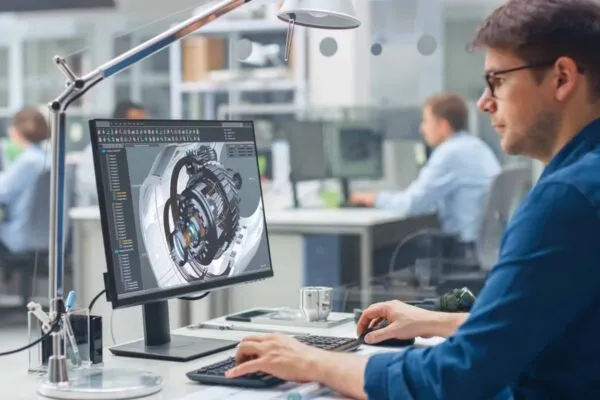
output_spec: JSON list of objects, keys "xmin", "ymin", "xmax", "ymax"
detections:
[{"xmin": 186, "ymin": 335, "xmax": 361, "ymax": 388}]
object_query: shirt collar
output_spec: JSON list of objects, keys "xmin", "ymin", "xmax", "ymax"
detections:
[{"xmin": 541, "ymin": 117, "xmax": 600, "ymax": 178}]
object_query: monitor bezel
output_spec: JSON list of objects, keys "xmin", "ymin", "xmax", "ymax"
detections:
[{"xmin": 89, "ymin": 118, "xmax": 275, "ymax": 309}]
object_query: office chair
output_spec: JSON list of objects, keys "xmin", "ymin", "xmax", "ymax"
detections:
[
  {"xmin": 336, "ymin": 163, "xmax": 533, "ymax": 310},
  {"xmin": 397, "ymin": 163, "xmax": 533, "ymax": 294}
]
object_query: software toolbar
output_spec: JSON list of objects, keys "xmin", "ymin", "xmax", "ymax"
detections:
[{"xmin": 95, "ymin": 121, "xmax": 255, "ymax": 145}]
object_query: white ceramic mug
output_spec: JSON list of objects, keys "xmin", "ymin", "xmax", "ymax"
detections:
[{"xmin": 300, "ymin": 286, "xmax": 332, "ymax": 322}]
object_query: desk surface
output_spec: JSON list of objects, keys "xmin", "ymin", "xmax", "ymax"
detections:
[
  {"xmin": 70, "ymin": 206, "xmax": 408, "ymax": 228},
  {"xmin": 3, "ymin": 312, "xmax": 443, "ymax": 400}
]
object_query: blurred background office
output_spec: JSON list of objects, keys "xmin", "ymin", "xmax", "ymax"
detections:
[{"xmin": 0, "ymin": 0, "xmax": 537, "ymax": 334}]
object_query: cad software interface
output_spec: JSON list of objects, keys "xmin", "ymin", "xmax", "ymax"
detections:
[{"xmin": 93, "ymin": 120, "xmax": 272, "ymax": 300}]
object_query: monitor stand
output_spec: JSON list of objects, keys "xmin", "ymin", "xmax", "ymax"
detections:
[
  {"xmin": 109, "ymin": 300, "xmax": 238, "ymax": 362},
  {"xmin": 340, "ymin": 178, "xmax": 351, "ymax": 205}
]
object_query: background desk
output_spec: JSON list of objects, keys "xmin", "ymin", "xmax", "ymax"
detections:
[
  {"xmin": 69, "ymin": 207, "xmax": 438, "ymax": 345},
  {"xmin": 2, "ymin": 312, "xmax": 444, "ymax": 400}
]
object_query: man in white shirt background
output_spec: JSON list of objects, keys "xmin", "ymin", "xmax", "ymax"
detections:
[
  {"xmin": 350, "ymin": 93, "xmax": 501, "ymax": 246},
  {"xmin": 350, "ymin": 93, "xmax": 501, "ymax": 277}
]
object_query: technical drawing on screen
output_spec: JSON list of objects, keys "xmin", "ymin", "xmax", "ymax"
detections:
[{"xmin": 139, "ymin": 142, "xmax": 266, "ymax": 288}]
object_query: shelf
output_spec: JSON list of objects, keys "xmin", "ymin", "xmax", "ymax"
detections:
[
  {"xmin": 179, "ymin": 78, "xmax": 296, "ymax": 93},
  {"xmin": 193, "ymin": 18, "xmax": 288, "ymax": 35}
]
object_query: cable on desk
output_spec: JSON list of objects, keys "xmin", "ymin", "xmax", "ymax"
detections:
[
  {"xmin": 88, "ymin": 289, "xmax": 107, "ymax": 313},
  {"xmin": 0, "ymin": 316, "xmax": 60, "ymax": 357}
]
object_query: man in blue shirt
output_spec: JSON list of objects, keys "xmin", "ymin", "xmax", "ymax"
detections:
[
  {"xmin": 225, "ymin": 0, "xmax": 600, "ymax": 398},
  {"xmin": 349, "ymin": 93, "xmax": 500, "ymax": 244},
  {"xmin": 0, "ymin": 107, "xmax": 49, "ymax": 254}
]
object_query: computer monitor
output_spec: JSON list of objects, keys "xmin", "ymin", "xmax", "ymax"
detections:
[
  {"xmin": 89, "ymin": 119, "xmax": 274, "ymax": 362},
  {"xmin": 325, "ymin": 126, "xmax": 384, "ymax": 180},
  {"xmin": 283, "ymin": 121, "xmax": 329, "ymax": 182}
]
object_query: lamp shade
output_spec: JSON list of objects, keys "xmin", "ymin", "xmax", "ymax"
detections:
[{"xmin": 277, "ymin": 0, "xmax": 361, "ymax": 30}]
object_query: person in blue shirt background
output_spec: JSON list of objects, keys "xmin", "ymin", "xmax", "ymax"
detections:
[
  {"xmin": 225, "ymin": 0, "xmax": 600, "ymax": 399},
  {"xmin": 350, "ymin": 93, "xmax": 501, "ymax": 244},
  {"xmin": 0, "ymin": 107, "xmax": 49, "ymax": 254}
]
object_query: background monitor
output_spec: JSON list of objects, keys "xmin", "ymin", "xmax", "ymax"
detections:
[
  {"xmin": 90, "ymin": 119, "xmax": 274, "ymax": 361},
  {"xmin": 326, "ymin": 125, "xmax": 384, "ymax": 180},
  {"xmin": 282, "ymin": 121, "xmax": 329, "ymax": 182}
]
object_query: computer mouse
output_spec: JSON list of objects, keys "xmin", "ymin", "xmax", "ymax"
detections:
[{"xmin": 358, "ymin": 321, "xmax": 415, "ymax": 347}]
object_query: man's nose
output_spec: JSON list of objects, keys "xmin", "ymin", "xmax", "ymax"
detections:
[{"xmin": 477, "ymin": 88, "xmax": 496, "ymax": 113}]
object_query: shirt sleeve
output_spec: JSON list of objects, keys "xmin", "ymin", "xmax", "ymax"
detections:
[
  {"xmin": 363, "ymin": 182, "xmax": 600, "ymax": 400},
  {"xmin": 0, "ymin": 151, "xmax": 42, "ymax": 204},
  {"xmin": 374, "ymin": 147, "xmax": 455, "ymax": 214}
]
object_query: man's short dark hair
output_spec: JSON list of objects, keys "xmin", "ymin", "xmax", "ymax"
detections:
[
  {"xmin": 424, "ymin": 93, "xmax": 469, "ymax": 132},
  {"xmin": 112, "ymin": 101, "xmax": 145, "ymax": 119},
  {"xmin": 13, "ymin": 107, "xmax": 49, "ymax": 144},
  {"xmin": 469, "ymin": 0, "xmax": 600, "ymax": 99}
]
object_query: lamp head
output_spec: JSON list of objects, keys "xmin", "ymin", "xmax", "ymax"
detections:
[{"xmin": 277, "ymin": 0, "xmax": 361, "ymax": 30}]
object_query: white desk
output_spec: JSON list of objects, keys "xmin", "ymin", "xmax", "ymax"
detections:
[
  {"xmin": 2, "ymin": 312, "xmax": 444, "ymax": 400},
  {"xmin": 69, "ymin": 207, "xmax": 438, "ymax": 335},
  {"xmin": 222, "ymin": 209, "xmax": 438, "ymax": 315}
]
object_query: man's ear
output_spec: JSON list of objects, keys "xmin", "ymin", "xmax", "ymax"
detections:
[{"xmin": 554, "ymin": 56, "xmax": 581, "ymax": 102}]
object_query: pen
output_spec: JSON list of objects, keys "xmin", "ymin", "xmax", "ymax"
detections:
[
  {"xmin": 65, "ymin": 290, "xmax": 76, "ymax": 312},
  {"xmin": 281, "ymin": 382, "xmax": 331, "ymax": 400},
  {"xmin": 190, "ymin": 323, "xmax": 309, "ymax": 336},
  {"xmin": 62, "ymin": 314, "xmax": 82, "ymax": 366}
]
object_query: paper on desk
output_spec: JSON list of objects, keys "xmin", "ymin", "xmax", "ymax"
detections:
[
  {"xmin": 176, "ymin": 384, "xmax": 350, "ymax": 400},
  {"xmin": 176, "ymin": 386, "xmax": 283, "ymax": 400}
]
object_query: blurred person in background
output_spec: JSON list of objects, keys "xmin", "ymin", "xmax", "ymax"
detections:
[
  {"xmin": 75, "ymin": 101, "xmax": 146, "ymax": 206},
  {"xmin": 350, "ymin": 93, "xmax": 501, "ymax": 246},
  {"xmin": 0, "ymin": 107, "xmax": 50, "ymax": 255}
]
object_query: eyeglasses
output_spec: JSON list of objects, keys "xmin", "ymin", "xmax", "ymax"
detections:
[{"xmin": 484, "ymin": 60, "xmax": 556, "ymax": 98}]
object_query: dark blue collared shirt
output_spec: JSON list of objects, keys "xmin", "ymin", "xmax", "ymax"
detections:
[{"xmin": 364, "ymin": 118, "xmax": 600, "ymax": 399}]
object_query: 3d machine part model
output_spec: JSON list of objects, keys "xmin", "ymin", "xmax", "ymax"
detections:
[{"xmin": 163, "ymin": 145, "xmax": 243, "ymax": 281}]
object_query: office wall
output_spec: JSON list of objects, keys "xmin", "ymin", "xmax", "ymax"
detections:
[
  {"xmin": 308, "ymin": 0, "xmax": 444, "ymax": 108},
  {"xmin": 444, "ymin": 18, "xmax": 487, "ymax": 100}
]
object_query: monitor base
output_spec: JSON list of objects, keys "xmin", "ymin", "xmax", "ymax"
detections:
[{"xmin": 109, "ymin": 334, "xmax": 238, "ymax": 362}]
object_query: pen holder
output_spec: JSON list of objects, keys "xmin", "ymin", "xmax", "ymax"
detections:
[{"xmin": 27, "ymin": 307, "xmax": 95, "ymax": 374}]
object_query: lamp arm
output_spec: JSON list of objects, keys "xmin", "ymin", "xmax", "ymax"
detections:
[{"xmin": 44, "ymin": 0, "xmax": 255, "ymax": 384}]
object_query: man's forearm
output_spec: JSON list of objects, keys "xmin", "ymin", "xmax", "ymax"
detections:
[
  {"xmin": 311, "ymin": 351, "xmax": 369, "ymax": 400},
  {"xmin": 429, "ymin": 312, "xmax": 469, "ymax": 337}
]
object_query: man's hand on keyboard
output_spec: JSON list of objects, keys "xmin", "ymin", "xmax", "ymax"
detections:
[{"xmin": 225, "ymin": 333, "xmax": 323, "ymax": 383}]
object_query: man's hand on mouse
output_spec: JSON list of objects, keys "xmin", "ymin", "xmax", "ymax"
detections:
[
  {"xmin": 225, "ymin": 333, "xmax": 324, "ymax": 383},
  {"xmin": 356, "ymin": 300, "xmax": 440, "ymax": 344}
]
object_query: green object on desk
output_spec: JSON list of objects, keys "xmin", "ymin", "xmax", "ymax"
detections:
[
  {"xmin": 320, "ymin": 189, "xmax": 341, "ymax": 208},
  {"xmin": 258, "ymin": 155, "xmax": 267, "ymax": 178}
]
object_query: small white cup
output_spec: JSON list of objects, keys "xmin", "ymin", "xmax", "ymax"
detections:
[{"xmin": 300, "ymin": 286, "xmax": 332, "ymax": 322}]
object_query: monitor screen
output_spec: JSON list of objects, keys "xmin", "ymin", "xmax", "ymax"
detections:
[
  {"xmin": 90, "ymin": 119, "xmax": 273, "ymax": 308},
  {"xmin": 283, "ymin": 121, "xmax": 329, "ymax": 182},
  {"xmin": 327, "ymin": 127, "xmax": 384, "ymax": 180}
]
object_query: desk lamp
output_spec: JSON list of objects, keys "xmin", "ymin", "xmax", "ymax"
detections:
[{"xmin": 32, "ymin": 0, "xmax": 361, "ymax": 399}]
